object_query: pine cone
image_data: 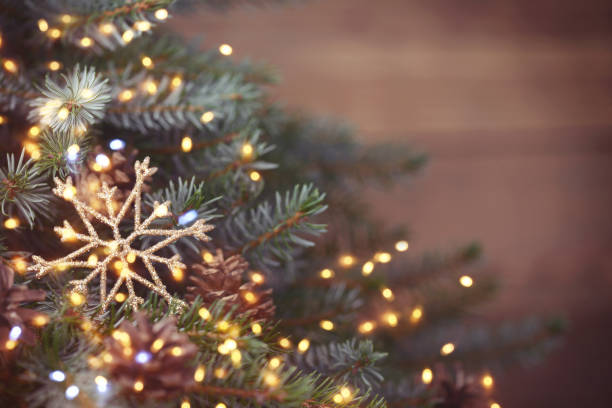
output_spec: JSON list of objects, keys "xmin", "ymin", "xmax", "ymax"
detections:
[
  {"xmin": 0, "ymin": 263, "xmax": 46, "ymax": 347},
  {"xmin": 77, "ymin": 146, "xmax": 155, "ymax": 209},
  {"xmin": 186, "ymin": 250, "xmax": 275, "ymax": 321},
  {"xmin": 103, "ymin": 312, "xmax": 197, "ymax": 399}
]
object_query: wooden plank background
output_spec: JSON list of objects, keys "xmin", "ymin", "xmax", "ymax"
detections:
[{"xmin": 170, "ymin": 1, "xmax": 612, "ymax": 406}]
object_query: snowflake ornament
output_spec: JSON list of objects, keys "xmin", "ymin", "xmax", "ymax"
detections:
[{"xmin": 27, "ymin": 157, "xmax": 213, "ymax": 312}]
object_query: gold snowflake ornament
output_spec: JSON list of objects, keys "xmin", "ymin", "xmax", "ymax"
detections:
[{"xmin": 28, "ymin": 157, "xmax": 213, "ymax": 312}]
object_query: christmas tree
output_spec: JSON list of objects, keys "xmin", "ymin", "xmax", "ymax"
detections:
[{"xmin": 0, "ymin": 1, "xmax": 563, "ymax": 407}]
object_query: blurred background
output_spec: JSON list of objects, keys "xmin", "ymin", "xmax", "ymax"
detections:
[{"xmin": 170, "ymin": 1, "xmax": 612, "ymax": 406}]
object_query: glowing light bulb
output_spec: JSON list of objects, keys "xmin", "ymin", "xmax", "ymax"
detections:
[
  {"xmin": 48, "ymin": 61, "xmax": 61, "ymax": 71},
  {"xmin": 70, "ymin": 291, "xmax": 85, "ymax": 306},
  {"xmin": 95, "ymin": 375, "xmax": 108, "ymax": 393},
  {"xmin": 264, "ymin": 371, "xmax": 279, "ymax": 387},
  {"xmin": 320, "ymin": 320, "xmax": 334, "ymax": 331},
  {"xmin": 384, "ymin": 312, "xmax": 399, "ymax": 327},
  {"xmin": 251, "ymin": 323, "xmax": 262, "ymax": 335},
  {"xmin": 151, "ymin": 338, "xmax": 164, "ymax": 352},
  {"xmin": 66, "ymin": 144, "xmax": 80, "ymax": 161},
  {"xmin": 381, "ymin": 287, "xmax": 394, "ymax": 300},
  {"xmin": 28, "ymin": 126, "xmax": 41, "ymax": 137},
  {"xmin": 358, "ymin": 321, "xmax": 375, "ymax": 334},
  {"xmin": 410, "ymin": 306, "xmax": 423, "ymax": 323},
  {"xmin": 200, "ymin": 111, "xmax": 214, "ymax": 124},
  {"xmin": 482, "ymin": 374, "xmax": 494, "ymax": 388},
  {"xmin": 135, "ymin": 350, "xmax": 152, "ymax": 364},
  {"xmin": 219, "ymin": 44, "xmax": 233, "ymax": 56},
  {"xmin": 243, "ymin": 291, "xmax": 257, "ymax": 303},
  {"xmin": 133, "ymin": 380, "xmax": 144, "ymax": 392},
  {"xmin": 81, "ymin": 88, "xmax": 93, "ymax": 99},
  {"xmin": 155, "ymin": 8, "xmax": 169, "ymax": 20},
  {"xmin": 491, "ymin": 403, "xmax": 501, "ymax": 408},
  {"xmin": 60, "ymin": 14, "xmax": 73, "ymax": 24},
  {"xmin": 339, "ymin": 254, "xmax": 355, "ymax": 268},
  {"xmin": 269, "ymin": 357, "xmax": 281, "ymax": 369},
  {"xmin": 198, "ymin": 307, "xmax": 211, "ymax": 320},
  {"xmin": 115, "ymin": 293, "xmax": 126, "ymax": 302},
  {"xmin": 141, "ymin": 56, "xmax": 153, "ymax": 68},
  {"xmin": 172, "ymin": 267, "xmax": 184, "ymax": 281},
  {"xmin": 118, "ymin": 89, "xmax": 133, "ymax": 102},
  {"xmin": 12, "ymin": 257, "xmax": 27, "ymax": 273},
  {"xmin": 80, "ymin": 37, "xmax": 93, "ymax": 47},
  {"xmin": 95, "ymin": 153, "xmax": 111, "ymax": 169},
  {"xmin": 374, "ymin": 252, "xmax": 392, "ymax": 263},
  {"xmin": 62, "ymin": 185, "xmax": 76, "ymax": 201},
  {"xmin": 202, "ymin": 250, "xmax": 214, "ymax": 262},
  {"xmin": 279, "ymin": 338, "xmax": 291, "ymax": 349},
  {"xmin": 3, "ymin": 59, "xmax": 17, "ymax": 73},
  {"xmin": 134, "ymin": 20, "xmax": 151, "ymax": 32},
  {"xmin": 154, "ymin": 204, "xmax": 169, "ymax": 217},
  {"xmin": 440, "ymin": 342, "xmax": 455, "ymax": 356},
  {"xmin": 320, "ymin": 268, "xmax": 334, "ymax": 279},
  {"xmin": 5, "ymin": 339, "xmax": 17, "ymax": 350},
  {"xmin": 181, "ymin": 136, "xmax": 193, "ymax": 152},
  {"xmin": 459, "ymin": 275, "xmax": 474, "ymax": 287},
  {"xmin": 249, "ymin": 171, "xmax": 261, "ymax": 182},
  {"xmin": 421, "ymin": 368, "xmax": 433, "ymax": 384},
  {"xmin": 109, "ymin": 139, "xmax": 126, "ymax": 150},
  {"xmin": 99, "ymin": 23, "xmax": 114, "ymax": 35},
  {"xmin": 4, "ymin": 217, "xmax": 19, "ymax": 229},
  {"xmin": 230, "ymin": 349, "xmax": 242, "ymax": 365},
  {"xmin": 171, "ymin": 75, "xmax": 182, "ymax": 89},
  {"xmin": 395, "ymin": 240, "xmax": 409, "ymax": 252},
  {"xmin": 38, "ymin": 19, "xmax": 49, "ymax": 32},
  {"xmin": 362, "ymin": 261, "xmax": 374, "ymax": 276},
  {"xmin": 49, "ymin": 370, "xmax": 66, "ymax": 382},
  {"xmin": 250, "ymin": 272, "xmax": 265, "ymax": 284},
  {"xmin": 215, "ymin": 404, "xmax": 227, "ymax": 408},
  {"xmin": 126, "ymin": 252, "xmax": 136, "ymax": 263},
  {"xmin": 32, "ymin": 315, "xmax": 49, "ymax": 327},
  {"xmin": 0, "ymin": 116, "xmax": 5, "ymax": 125},
  {"xmin": 8, "ymin": 326, "xmax": 22, "ymax": 341},
  {"xmin": 47, "ymin": 28, "xmax": 61, "ymax": 40},
  {"xmin": 122, "ymin": 29, "xmax": 134, "ymax": 43},
  {"xmin": 181, "ymin": 401, "xmax": 191, "ymax": 408},
  {"xmin": 241, "ymin": 143, "xmax": 253, "ymax": 159},
  {"xmin": 194, "ymin": 365, "xmax": 205, "ymax": 382},
  {"xmin": 297, "ymin": 339, "xmax": 310, "ymax": 353}
]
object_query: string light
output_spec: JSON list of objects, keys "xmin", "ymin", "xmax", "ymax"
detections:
[
  {"xmin": 4, "ymin": 217, "xmax": 19, "ymax": 229},
  {"xmin": 214, "ymin": 367, "xmax": 226, "ymax": 378},
  {"xmin": 333, "ymin": 394, "xmax": 343, "ymax": 404},
  {"xmin": 215, "ymin": 404, "xmax": 227, "ymax": 408},
  {"xmin": 361, "ymin": 261, "xmax": 374, "ymax": 276},
  {"xmin": 49, "ymin": 370, "xmax": 66, "ymax": 382},
  {"xmin": 194, "ymin": 365, "xmax": 206, "ymax": 382},
  {"xmin": 48, "ymin": 61, "xmax": 62, "ymax": 71},
  {"xmin": 358, "ymin": 321, "xmax": 375, "ymax": 334},
  {"xmin": 279, "ymin": 338, "xmax": 291, "ymax": 349},
  {"xmin": 230, "ymin": 349, "xmax": 242, "ymax": 365},
  {"xmin": 491, "ymin": 404, "xmax": 501, "ymax": 408},
  {"xmin": 440, "ymin": 342, "xmax": 455, "ymax": 356},
  {"xmin": 410, "ymin": 306, "xmax": 423, "ymax": 323},
  {"xmin": 155, "ymin": 8, "xmax": 169, "ymax": 20},
  {"xmin": 48, "ymin": 28, "xmax": 62, "ymax": 39},
  {"xmin": 38, "ymin": 19, "xmax": 49, "ymax": 32},
  {"xmin": 319, "ymin": 268, "xmax": 334, "ymax": 279},
  {"xmin": 251, "ymin": 323, "xmax": 262, "ymax": 335},
  {"xmin": 5, "ymin": 339, "xmax": 17, "ymax": 350},
  {"xmin": 297, "ymin": 338, "xmax": 310, "ymax": 353},
  {"xmin": 269, "ymin": 357, "xmax": 281, "ymax": 369},
  {"xmin": 250, "ymin": 272, "xmax": 265, "ymax": 284},
  {"xmin": 171, "ymin": 75, "xmax": 182, "ymax": 89},
  {"xmin": 95, "ymin": 375, "xmax": 108, "ymax": 393},
  {"xmin": 249, "ymin": 171, "xmax": 261, "ymax": 182},
  {"xmin": 60, "ymin": 14, "xmax": 73, "ymax": 24},
  {"xmin": 28, "ymin": 125, "xmax": 41, "ymax": 138},
  {"xmin": 383, "ymin": 312, "xmax": 399, "ymax": 327},
  {"xmin": 79, "ymin": 37, "xmax": 93, "ymax": 47},
  {"xmin": 202, "ymin": 250, "xmax": 214, "ymax": 262},
  {"xmin": 109, "ymin": 138, "xmax": 126, "ymax": 150},
  {"xmin": 133, "ymin": 380, "xmax": 144, "ymax": 392},
  {"xmin": 9, "ymin": 326, "xmax": 22, "ymax": 341},
  {"xmin": 339, "ymin": 254, "xmax": 355, "ymax": 267},
  {"xmin": 12, "ymin": 257, "xmax": 27, "ymax": 273},
  {"xmin": 70, "ymin": 291, "xmax": 85, "ymax": 306},
  {"xmin": 241, "ymin": 143, "xmax": 254, "ymax": 159},
  {"xmin": 264, "ymin": 371, "xmax": 279, "ymax": 387},
  {"xmin": 181, "ymin": 400, "xmax": 191, "ymax": 408},
  {"xmin": 219, "ymin": 44, "xmax": 233, "ymax": 56},
  {"xmin": 200, "ymin": 111, "xmax": 214, "ymax": 124},
  {"xmin": 24, "ymin": 141, "xmax": 40, "ymax": 159},
  {"xmin": 395, "ymin": 240, "xmax": 409, "ymax": 252},
  {"xmin": 66, "ymin": 144, "xmax": 80, "ymax": 161},
  {"xmin": 95, "ymin": 153, "xmax": 111, "ymax": 170},
  {"xmin": 381, "ymin": 287, "xmax": 394, "ymax": 301},
  {"xmin": 57, "ymin": 106, "xmax": 69, "ymax": 120},
  {"xmin": 198, "ymin": 307, "xmax": 211, "ymax": 320},
  {"xmin": 178, "ymin": 209, "xmax": 198, "ymax": 225},
  {"xmin": 3, "ymin": 59, "xmax": 17, "ymax": 73},
  {"xmin": 374, "ymin": 252, "xmax": 392, "ymax": 263},
  {"xmin": 340, "ymin": 387, "xmax": 352, "ymax": 401},
  {"xmin": 482, "ymin": 374, "xmax": 494, "ymax": 389},
  {"xmin": 0, "ymin": 115, "xmax": 5, "ymax": 125},
  {"xmin": 151, "ymin": 338, "xmax": 164, "ymax": 352},
  {"xmin": 141, "ymin": 56, "xmax": 153, "ymax": 68},
  {"xmin": 459, "ymin": 275, "xmax": 474, "ymax": 287},
  {"xmin": 319, "ymin": 320, "xmax": 334, "ymax": 331},
  {"xmin": 122, "ymin": 29, "xmax": 134, "ymax": 43},
  {"xmin": 134, "ymin": 21, "xmax": 151, "ymax": 32},
  {"xmin": 115, "ymin": 292, "xmax": 126, "ymax": 302},
  {"xmin": 181, "ymin": 136, "xmax": 193, "ymax": 152},
  {"xmin": 62, "ymin": 185, "xmax": 76, "ymax": 201},
  {"xmin": 243, "ymin": 290, "xmax": 257, "ymax": 303},
  {"xmin": 135, "ymin": 350, "xmax": 152, "ymax": 364},
  {"xmin": 421, "ymin": 368, "xmax": 433, "ymax": 384},
  {"xmin": 118, "ymin": 89, "xmax": 133, "ymax": 102},
  {"xmin": 99, "ymin": 23, "xmax": 114, "ymax": 35}
]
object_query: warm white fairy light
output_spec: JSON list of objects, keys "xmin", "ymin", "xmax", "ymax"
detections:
[
  {"xmin": 219, "ymin": 44, "xmax": 233, "ymax": 56},
  {"xmin": 374, "ymin": 251, "xmax": 392, "ymax": 263},
  {"xmin": 278, "ymin": 338, "xmax": 291, "ymax": 349},
  {"xmin": 249, "ymin": 171, "xmax": 261, "ymax": 182},
  {"xmin": 48, "ymin": 61, "xmax": 61, "ymax": 71},
  {"xmin": 358, "ymin": 321, "xmax": 375, "ymax": 334},
  {"xmin": 251, "ymin": 323, "xmax": 262, "ymax": 335},
  {"xmin": 48, "ymin": 28, "xmax": 62, "ymax": 39},
  {"xmin": 38, "ymin": 19, "xmax": 49, "ymax": 32},
  {"xmin": 60, "ymin": 14, "xmax": 73, "ymax": 24},
  {"xmin": 421, "ymin": 367, "xmax": 433, "ymax": 384},
  {"xmin": 241, "ymin": 143, "xmax": 254, "ymax": 159},
  {"xmin": 27, "ymin": 157, "xmax": 214, "ymax": 312},
  {"xmin": 118, "ymin": 89, "xmax": 133, "ymax": 102},
  {"xmin": 134, "ymin": 21, "xmax": 151, "ymax": 32},
  {"xmin": 383, "ymin": 312, "xmax": 399, "ymax": 327},
  {"xmin": 122, "ymin": 29, "xmax": 134, "ymax": 43},
  {"xmin": 194, "ymin": 365, "xmax": 206, "ymax": 382},
  {"xmin": 459, "ymin": 275, "xmax": 474, "ymax": 287},
  {"xmin": 297, "ymin": 338, "xmax": 310, "ymax": 353},
  {"xmin": 4, "ymin": 217, "xmax": 19, "ymax": 229},
  {"xmin": 361, "ymin": 261, "xmax": 374, "ymax": 276},
  {"xmin": 319, "ymin": 268, "xmax": 334, "ymax": 279},
  {"xmin": 339, "ymin": 254, "xmax": 355, "ymax": 267},
  {"xmin": 28, "ymin": 125, "xmax": 41, "ymax": 138},
  {"xmin": 440, "ymin": 342, "xmax": 455, "ymax": 356},
  {"xmin": 171, "ymin": 75, "xmax": 182, "ymax": 89},
  {"xmin": 381, "ymin": 287, "xmax": 394, "ymax": 301},
  {"xmin": 395, "ymin": 240, "xmax": 409, "ymax": 252},
  {"xmin": 66, "ymin": 144, "xmax": 80, "ymax": 161},
  {"xmin": 3, "ymin": 59, "xmax": 17, "ymax": 73},
  {"xmin": 410, "ymin": 306, "xmax": 423, "ymax": 323},
  {"xmin": 482, "ymin": 374, "xmax": 494, "ymax": 388},
  {"xmin": 181, "ymin": 136, "xmax": 193, "ymax": 152},
  {"xmin": 99, "ymin": 23, "xmax": 114, "ymax": 35},
  {"xmin": 320, "ymin": 320, "xmax": 334, "ymax": 331},
  {"xmin": 200, "ymin": 111, "xmax": 215, "ymax": 124},
  {"xmin": 155, "ymin": 8, "xmax": 169, "ymax": 20},
  {"xmin": 80, "ymin": 37, "xmax": 93, "ymax": 47},
  {"xmin": 141, "ymin": 56, "xmax": 153, "ymax": 68},
  {"xmin": 95, "ymin": 375, "xmax": 108, "ymax": 393}
]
